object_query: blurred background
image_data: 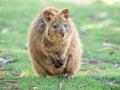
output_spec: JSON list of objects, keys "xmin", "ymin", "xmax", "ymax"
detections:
[
  {"xmin": 0, "ymin": 0, "xmax": 120, "ymax": 59},
  {"xmin": 0, "ymin": 0, "xmax": 120, "ymax": 89}
]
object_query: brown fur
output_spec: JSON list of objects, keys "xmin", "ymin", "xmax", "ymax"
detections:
[{"xmin": 28, "ymin": 7, "xmax": 83, "ymax": 77}]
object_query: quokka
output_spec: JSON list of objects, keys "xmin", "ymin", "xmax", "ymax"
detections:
[{"xmin": 28, "ymin": 7, "xmax": 83, "ymax": 78}]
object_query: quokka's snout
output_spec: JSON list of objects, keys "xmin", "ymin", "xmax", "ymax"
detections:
[
  {"xmin": 50, "ymin": 23, "xmax": 68, "ymax": 39},
  {"xmin": 60, "ymin": 29, "xmax": 65, "ymax": 37}
]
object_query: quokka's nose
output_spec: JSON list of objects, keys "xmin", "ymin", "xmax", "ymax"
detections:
[{"xmin": 60, "ymin": 30, "xmax": 65, "ymax": 37}]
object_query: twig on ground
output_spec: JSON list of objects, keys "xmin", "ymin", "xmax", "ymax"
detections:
[{"xmin": 0, "ymin": 80, "xmax": 18, "ymax": 83}]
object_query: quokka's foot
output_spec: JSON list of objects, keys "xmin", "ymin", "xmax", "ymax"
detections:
[{"xmin": 65, "ymin": 74, "xmax": 75, "ymax": 79}]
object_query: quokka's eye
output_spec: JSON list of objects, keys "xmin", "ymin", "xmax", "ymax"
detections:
[
  {"xmin": 64, "ymin": 23, "xmax": 68, "ymax": 28},
  {"xmin": 52, "ymin": 25, "xmax": 58, "ymax": 29}
]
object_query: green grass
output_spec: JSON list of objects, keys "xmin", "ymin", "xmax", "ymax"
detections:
[{"xmin": 0, "ymin": 0, "xmax": 120, "ymax": 90}]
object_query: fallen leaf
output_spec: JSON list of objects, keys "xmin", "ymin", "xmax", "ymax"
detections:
[
  {"xmin": 79, "ymin": 81, "xmax": 96, "ymax": 88},
  {"xmin": 0, "ymin": 71, "xmax": 4, "ymax": 76},
  {"xmin": 3, "ymin": 86, "xmax": 12, "ymax": 90},
  {"xmin": 1, "ymin": 27, "xmax": 9, "ymax": 34},
  {"xmin": 59, "ymin": 82, "xmax": 63, "ymax": 90},
  {"xmin": 99, "ymin": 47, "xmax": 115, "ymax": 52},
  {"xmin": 29, "ymin": 86, "xmax": 38, "ymax": 90},
  {"xmin": 0, "ymin": 58, "xmax": 4, "ymax": 63},
  {"xmin": 109, "ymin": 51, "xmax": 115, "ymax": 55},
  {"xmin": 84, "ymin": 59, "xmax": 104, "ymax": 65},
  {"xmin": 0, "ymin": 49, "xmax": 7, "ymax": 54},
  {"xmin": 96, "ymin": 11, "xmax": 108, "ymax": 18},
  {"xmin": 79, "ymin": 68, "xmax": 88, "ymax": 71},
  {"xmin": 83, "ymin": 57, "xmax": 108, "ymax": 65},
  {"xmin": 0, "ymin": 67, "xmax": 7, "ymax": 71},
  {"xmin": 102, "ymin": 41, "xmax": 113, "ymax": 47},
  {"xmin": 79, "ymin": 84, "xmax": 88, "ymax": 88},
  {"xmin": 11, "ymin": 73, "xmax": 21, "ymax": 77},
  {"xmin": 19, "ymin": 70, "xmax": 36, "ymax": 77},
  {"xmin": 3, "ymin": 86, "xmax": 20, "ymax": 90},
  {"xmin": 79, "ymin": 27, "xmax": 87, "ymax": 33},
  {"xmin": 0, "ymin": 80, "xmax": 18, "ymax": 83},
  {"xmin": 99, "ymin": 41, "xmax": 119, "ymax": 55},
  {"xmin": 114, "ymin": 64, "xmax": 120, "ymax": 69},
  {"xmin": 86, "ymin": 15, "xmax": 97, "ymax": 23},
  {"xmin": 88, "ymin": 60, "xmax": 98, "ymax": 64},
  {"xmin": 99, "ymin": 78, "xmax": 119, "ymax": 86},
  {"xmin": 2, "ymin": 59, "xmax": 14, "ymax": 64},
  {"xmin": 20, "ymin": 71, "xmax": 31, "ymax": 77},
  {"xmin": 98, "ymin": 19, "xmax": 112, "ymax": 28},
  {"xmin": 15, "ymin": 87, "xmax": 20, "ymax": 90},
  {"xmin": 113, "ymin": 26, "xmax": 120, "ymax": 31},
  {"xmin": 0, "ymin": 58, "xmax": 14, "ymax": 64},
  {"xmin": 0, "ymin": 50, "xmax": 2, "ymax": 53},
  {"xmin": 86, "ymin": 70, "xmax": 102, "ymax": 75},
  {"xmin": 10, "ymin": 71, "xmax": 21, "ymax": 77}
]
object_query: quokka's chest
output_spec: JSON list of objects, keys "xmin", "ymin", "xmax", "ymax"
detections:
[{"xmin": 45, "ymin": 47, "xmax": 65, "ymax": 57}]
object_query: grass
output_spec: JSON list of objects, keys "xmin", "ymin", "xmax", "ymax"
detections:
[{"xmin": 0, "ymin": 0, "xmax": 120, "ymax": 90}]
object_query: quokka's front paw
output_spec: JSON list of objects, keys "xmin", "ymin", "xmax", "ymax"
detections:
[
  {"xmin": 52, "ymin": 58, "xmax": 64, "ymax": 68},
  {"xmin": 65, "ymin": 74, "xmax": 75, "ymax": 79},
  {"xmin": 54, "ymin": 59, "xmax": 64, "ymax": 68}
]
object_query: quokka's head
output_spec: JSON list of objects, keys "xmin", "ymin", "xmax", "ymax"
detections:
[{"xmin": 43, "ymin": 9, "xmax": 73, "ymax": 41}]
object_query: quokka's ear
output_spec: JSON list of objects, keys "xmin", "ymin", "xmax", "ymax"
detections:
[
  {"xmin": 43, "ymin": 10, "xmax": 55, "ymax": 22},
  {"xmin": 59, "ymin": 9, "xmax": 69, "ymax": 20}
]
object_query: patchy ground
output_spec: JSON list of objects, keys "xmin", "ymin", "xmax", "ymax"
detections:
[{"xmin": 0, "ymin": 0, "xmax": 120, "ymax": 90}]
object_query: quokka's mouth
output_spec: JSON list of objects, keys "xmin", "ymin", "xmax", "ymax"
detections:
[
  {"xmin": 53, "ymin": 34, "xmax": 64, "ymax": 38},
  {"xmin": 61, "ymin": 33, "xmax": 65, "ymax": 37},
  {"xmin": 60, "ymin": 30, "xmax": 65, "ymax": 37}
]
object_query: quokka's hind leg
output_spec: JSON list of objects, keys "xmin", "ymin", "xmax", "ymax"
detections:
[
  {"xmin": 31, "ymin": 59, "xmax": 50, "ymax": 77},
  {"xmin": 65, "ymin": 54, "xmax": 81, "ymax": 79}
]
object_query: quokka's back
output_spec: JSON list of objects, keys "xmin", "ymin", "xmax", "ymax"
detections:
[{"xmin": 28, "ymin": 7, "xmax": 83, "ymax": 78}]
